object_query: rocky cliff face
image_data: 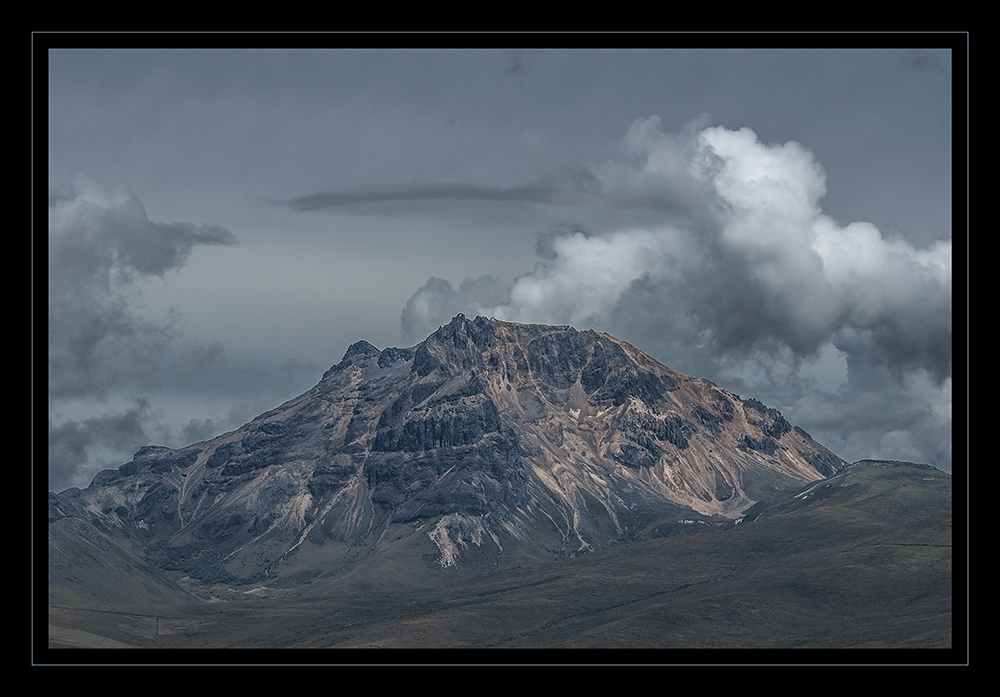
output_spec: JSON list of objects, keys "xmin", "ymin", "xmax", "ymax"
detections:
[{"xmin": 49, "ymin": 314, "xmax": 846, "ymax": 597}]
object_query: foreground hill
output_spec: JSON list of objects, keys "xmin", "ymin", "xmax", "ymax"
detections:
[{"xmin": 48, "ymin": 461, "xmax": 951, "ymax": 649}]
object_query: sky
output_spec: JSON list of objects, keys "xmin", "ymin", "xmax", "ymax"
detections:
[{"xmin": 44, "ymin": 45, "xmax": 959, "ymax": 492}]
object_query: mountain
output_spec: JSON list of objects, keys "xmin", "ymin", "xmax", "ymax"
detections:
[{"xmin": 49, "ymin": 314, "xmax": 847, "ymax": 603}]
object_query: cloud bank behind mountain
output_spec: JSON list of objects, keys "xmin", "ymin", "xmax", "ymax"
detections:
[{"xmin": 400, "ymin": 118, "xmax": 952, "ymax": 469}]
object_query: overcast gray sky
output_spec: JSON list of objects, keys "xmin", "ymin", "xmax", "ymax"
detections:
[{"xmin": 46, "ymin": 46, "xmax": 957, "ymax": 491}]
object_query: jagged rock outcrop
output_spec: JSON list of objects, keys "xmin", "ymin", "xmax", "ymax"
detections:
[{"xmin": 49, "ymin": 314, "xmax": 847, "ymax": 599}]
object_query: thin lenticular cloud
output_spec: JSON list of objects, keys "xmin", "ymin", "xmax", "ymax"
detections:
[{"xmin": 281, "ymin": 181, "xmax": 561, "ymax": 211}]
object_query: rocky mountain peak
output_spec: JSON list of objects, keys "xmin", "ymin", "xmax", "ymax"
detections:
[{"xmin": 50, "ymin": 314, "xmax": 847, "ymax": 596}]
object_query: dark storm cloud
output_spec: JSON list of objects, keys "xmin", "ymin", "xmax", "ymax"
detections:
[
  {"xmin": 400, "ymin": 117, "xmax": 953, "ymax": 468},
  {"xmin": 48, "ymin": 175, "xmax": 238, "ymax": 489},
  {"xmin": 790, "ymin": 354, "xmax": 952, "ymax": 472},
  {"xmin": 48, "ymin": 401, "xmax": 153, "ymax": 491},
  {"xmin": 49, "ymin": 174, "xmax": 237, "ymax": 399}
]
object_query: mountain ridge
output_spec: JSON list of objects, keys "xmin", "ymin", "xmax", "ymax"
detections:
[{"xmin": 50, "ymin": 314, "xmax": 847, "ymax": 600}]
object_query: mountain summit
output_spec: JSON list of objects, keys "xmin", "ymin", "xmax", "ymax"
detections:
[{"xmin": 50, "ymin": 315, "xmax": 845, "ymax": 600}]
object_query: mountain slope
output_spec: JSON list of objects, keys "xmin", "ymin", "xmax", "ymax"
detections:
[
  {"xmin": 48, "ymin": 461, "xmax": 951, "ymax": 649},
  {"xmin": 49, "ymin": 314, "xmax": 845, "ymax": 600}
]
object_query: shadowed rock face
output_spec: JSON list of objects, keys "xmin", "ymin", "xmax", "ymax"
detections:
[{"xmin": 49, "ymin": 314, "xmax": 847, "ymax": 599}]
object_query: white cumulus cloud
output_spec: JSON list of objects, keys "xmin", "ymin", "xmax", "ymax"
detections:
[{"xmin": 402, "ymin": 117, "xmax": 953, "ymax": 468}]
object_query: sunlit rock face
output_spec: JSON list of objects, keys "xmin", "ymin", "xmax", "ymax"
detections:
[{"xmin": 50, "ymin": 314, "xmax": 845, "ymax": 596}]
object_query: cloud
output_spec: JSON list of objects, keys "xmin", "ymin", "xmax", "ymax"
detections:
[
  {"xmin": 48, "ymin": 175, "xmax": 238, "ymax": 489},
  {"xmin": 48, "ymin": 400, "xmax": 155, "ymax": 491},
  {"xmin": 280, "ymin": 181, "xmax": 561, "ymax": 212},
  {"xmin": 49, "ymin": 174, "xmax": 236, "ymax": 278},
  {"xmin": 692, "ymin": 124, "xmax": 951, "ymax": 377},
  {"xmin": 479, "ymin": 119, "xmax": 951, "ymax": 379},
  {"xmin": 790, "ymin": 369, "xmax": 952, "ymax": 473},
  {"xmin": 400, "ymin": 117, "xmax": 953, "ymax": 468},
  {"xmin": 49, "ymin": 174, "xmax": 237, "ymax": 400},
  {"xmin": 401, "ymin": 275, "xmax": 510, "ymax": 343}
]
